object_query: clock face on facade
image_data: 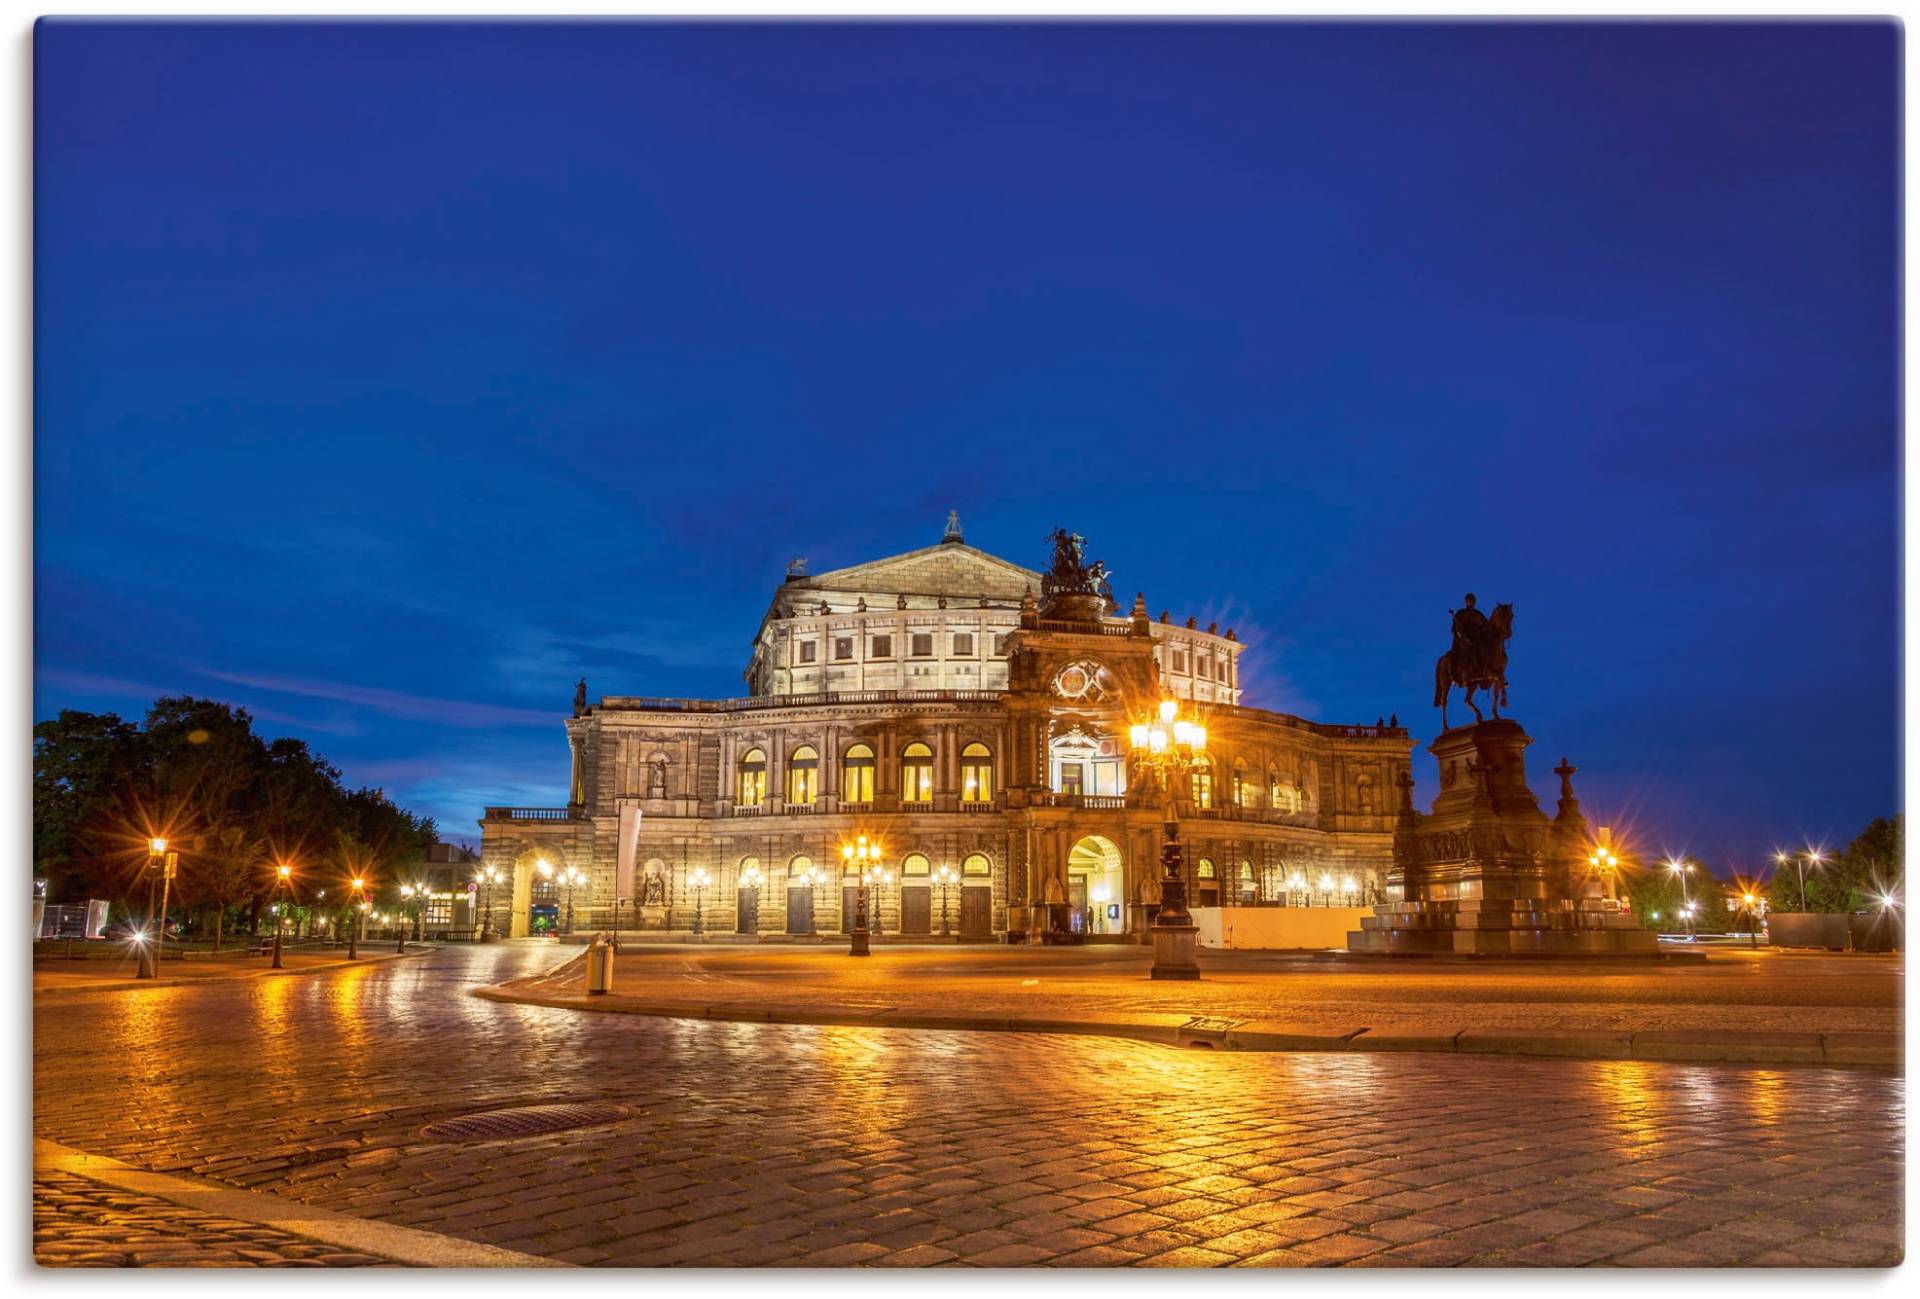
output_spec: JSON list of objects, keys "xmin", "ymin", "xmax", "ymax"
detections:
[{"xmin": 1052, "ymin": 659, "xmax": 1118, "ymax": 703}]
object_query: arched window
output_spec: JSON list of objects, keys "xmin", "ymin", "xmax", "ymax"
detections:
[
  {"xmin": 738, "ymin": 856, "xmax": 764, "ymax": 890},
  {"xmin": 1267, "ymin": 766, "xmax": 1281, "ymax": 808},
  {"xmin": 1232, "ymin": 758, "xmax": 1248, "ymax": 806},
  {"xmin": 787, "ymin": 744, "xmax": 819, "ymax": 805},
  {"xmin": 902, "ymin": 852, "xmax": 930, "ymax": 876},
  {"xmin": 961, "ymin": 852, "xmax": 991, "ymax": 877},
  {"xmin": 960, "ymin": 742, "xmax": 993, "ymax": 803},
  {"xmin": 843, "ymin": 743, "xmax": 875, "ymax": 803},
  {"xmin": 901, "ymin": 742, "xmax": 934, "ymax": 804},
  {"xmin": 1189, "ymin": 756, "xmax": 1214, "ymax": 809},
  {"xmin": 1196, "ymin": 858, "xmax": 1217, "ymax": 879},
  {"xmin": 788, "ymin": 854, "xmax": 814, "ymax": 883},
  {"xmin": 1195, "ymin": 856, "xmax": 1219, "ymax": 908},
  {"xmin": 737, "ymin": 748, "xmax": 767, "ymax": 806},
  {"xmin": 1238, "ymin": 860, "xmax": 1256, "ymax": 904}
]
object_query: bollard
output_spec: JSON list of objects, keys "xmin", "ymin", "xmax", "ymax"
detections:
[{"xmin": 585, "ymin": 936, "xmax": 614, "ymax": 996}]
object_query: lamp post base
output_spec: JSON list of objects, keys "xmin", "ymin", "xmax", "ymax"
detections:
[
  {"xmin": 849, "ymin": 926, "xmax": 871, "ymax": 956},
  {"xmin": 1149, "ymin": 921, "xmax": 1201, "ymax": 980},
  {"xmin": 135, "ymin": 946, "xmax": 155, "ymax": 980}
]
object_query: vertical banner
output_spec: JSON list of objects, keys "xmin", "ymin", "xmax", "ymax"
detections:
[{"xmin": 616, "ymin": 801, "xmax": 641, "ymax": 901}]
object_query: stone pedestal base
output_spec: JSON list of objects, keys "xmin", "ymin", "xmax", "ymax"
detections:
[
  {"xmin": 638, "ymin": 905, "xmax": 669, "ymax": 931},
  {"xmin": 1150, "ymin": 922, "xmax": 1200, "ymax": 979},
  {"xmin": 1348, "ymin": 897, "xmax": 1659, "ymax": 956}
]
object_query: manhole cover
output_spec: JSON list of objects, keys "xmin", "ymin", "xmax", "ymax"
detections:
[{"xmin": 421, "ymin": 1102, "xmax": 630, "ymax": 1143}]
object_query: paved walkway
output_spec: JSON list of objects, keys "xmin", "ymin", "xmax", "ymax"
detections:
[
  {"xmin": 31, "ymin": 944, "xmax": 1904, "ymax": 1267},
  {"xmin": 34, "ymin": 945, "xmax": 432, "ymax": 994},
  {"xmin": 483, "ymin": 942, "xmax": 1902, "ymax": 1065}
]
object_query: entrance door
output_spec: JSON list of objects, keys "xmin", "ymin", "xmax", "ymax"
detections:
[
  {"xmin": 1069, "ymin": 876, "xmax": 1089, "ymax": 934},
  {"xmin": 785, "ymin": 885, "xmax": 814, "ymax": 935},
  {"xmin": 737, "ymin": 886, "xmax": 759, "ymax": 935},
  {"xmin": 901, "ymin": 886, "xmax": 931, "ymax": 936},
  {"xmin": 842, "ymin": 886, "xmax": 860, "ymax": 934},
  {"xmin": 959, "ymin": 886, "xmax": 991, "ymax": 938}
]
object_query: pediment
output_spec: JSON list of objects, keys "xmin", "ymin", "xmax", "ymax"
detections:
[{"xmin": 796, "ymin": 543, "xmax": 1040, "ymax": 600}]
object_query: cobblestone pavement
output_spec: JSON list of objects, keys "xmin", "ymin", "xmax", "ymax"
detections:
[
  {"xmin": 33, "ymin": 944, "xmax": 1904, "ymax": 1267},
  {"xmin": 34, "ymin": 1171, "xmax": 390, "ymax": 1267},
  {"xmin": 584, "ymin": 943, "xmax": 1902, "ymax": 1036}
]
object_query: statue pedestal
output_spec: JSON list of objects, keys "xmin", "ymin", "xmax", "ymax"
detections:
[
  {"xmin": 1348, "ymin": 720, "xmax": 1659, "ymax": 958},
  {"xmin": 1150, "ymin": 920, "xmax": 1200, "ymax": 979},
  {"xmin": 638, "ymin": 905, "xmax": 669, "ymax": 931}
]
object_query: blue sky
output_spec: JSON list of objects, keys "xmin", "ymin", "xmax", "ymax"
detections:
[{"xmin": 35, "ymin": 20, "xmax": 1898, "ymax": 869}]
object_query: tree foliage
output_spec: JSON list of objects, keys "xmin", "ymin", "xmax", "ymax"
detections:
[
  {"xmin": 1792, "ymin": 815, "xmax": 1905, "ymax": 913},
  {"xmin": 33, "ymin": 697, "xmax": 437, "ymax": 928}
]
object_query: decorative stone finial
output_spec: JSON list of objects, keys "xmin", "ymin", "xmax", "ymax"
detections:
[
  {"xmin": 1207, "ymin": 621, "xmax": 1218, "ymax": 636},
  {"xmin": 1185, "ymin": 616, "xmax": 1197, "ymax": 630},
  {"xmin": 942, "ymin": 509, "xmax": 964, "ymax": 545},
  {"xmin": 897, "ymin": 593, "xmax": 908, "ymax": 610},
  {"xmin": 1225, "ymin": 627, "xmax": 1236, "ymax": 641}
]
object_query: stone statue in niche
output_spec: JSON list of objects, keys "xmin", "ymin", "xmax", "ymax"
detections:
[
  {"xmin": 648, "ymin": 756, "xmax": 668, "ymax": 798},
  {"xmin": 641, "ymin": 870, "xmax": 666, "ymax": 907}
]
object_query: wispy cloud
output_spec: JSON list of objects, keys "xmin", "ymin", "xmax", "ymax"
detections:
[
  {"xmin": 36, "ymin": 667, "xmax": 360, "ymax": 733},
  {"xmin": 199, "ymin": 669, "xmax": 553, "ymax": 729}
]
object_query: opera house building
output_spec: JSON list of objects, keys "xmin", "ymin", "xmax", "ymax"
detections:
[{"xmin": 479, "ymin": 518, "xmax": 1412, "ymax": 942}]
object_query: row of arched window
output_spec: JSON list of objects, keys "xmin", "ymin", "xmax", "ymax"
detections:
[
  {"xmin": 727, "ymin": 852, "xmax": 995, "ymax": 879},
  {"xmin": 736, "ymin": 742, "xmax": 995, "ymax": 807}
]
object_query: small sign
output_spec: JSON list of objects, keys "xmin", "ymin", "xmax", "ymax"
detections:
[
  {"xmin": 1106, "ymin": 903, "xmax": 1120, "ymax": 920},
  {"xmin": 163, "ymin": 852, "xmax": 178, "ymax": 881}
]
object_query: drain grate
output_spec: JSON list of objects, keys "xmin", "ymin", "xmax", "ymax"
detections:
[{"xmin": 421, "ymin": 1102, "xmax": 630, "ymax": 1143}]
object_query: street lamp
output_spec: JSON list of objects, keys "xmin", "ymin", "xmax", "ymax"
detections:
[
  {"xmin": 1773, "ymin": 848, "xmax": 1824, "ymax": 913},
  {"xmin": 536, "ymin": 859, "xmax": 555, "ymax": 937},
  {"xmin": 136, "ymin": 837, "xmax": 172, "ymax": 980},
  {"xmin": 1588, "ymin": 846, "xmax": 1620, "ymax": 902},
  {"xmin": 1090, "ymin": 883, "xmax": 1111, "ymax": 936},
  {"xmin": 1127, "ymin": 697, "xmax": 1209, "ymax": 980},
  {"xmin": 272, "ymin": 862, "xmax": 292, "ymax": 968},
  {"xmin": 348, "ymin": 876, "xmax": 366, "ymax": 959},
  {"xmin": 933, "ymin": 864, "xmax": 957, "ymax": 937},
  {"xmin": 841, "ymin": 835, "xmax": 882, "ymax": 957},
  {"xmin": 689, "ymin": 866, "xmax": 710, "ymax": 938},
  {"xmin": 475, "ymin": 866, "xmax": 502, "ymax": 942},
  {"xmin": 558, "ymin": 865, "xmax": 586, "ymax": 935}
]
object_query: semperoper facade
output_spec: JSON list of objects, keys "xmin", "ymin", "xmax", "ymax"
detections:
[{"xmin": 479, "ymin": 517, "xmax": 1412, "ymax": 940}]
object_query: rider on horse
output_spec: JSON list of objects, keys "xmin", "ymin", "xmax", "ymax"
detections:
[{"xmin": 1451, "ymin": 594, "xmax": 1490, "ymax": 682}]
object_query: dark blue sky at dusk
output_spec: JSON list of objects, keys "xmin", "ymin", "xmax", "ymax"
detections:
[{"xmin": 35, "ymin": 21, "xmax": 1898, "ymax": 871}]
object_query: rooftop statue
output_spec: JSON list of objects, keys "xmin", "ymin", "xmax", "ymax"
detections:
[
  {"xmin": 1434, "ymin": 593, "xmax": 1513, "ymax": 730},
  {"xmin": 1042, "ymin": 527, "xmax": 1114, "ymax": 604}
]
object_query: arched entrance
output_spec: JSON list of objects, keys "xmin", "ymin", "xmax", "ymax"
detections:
[{"xmin": 1068, "ymin": 835, "xmax": 1125, "ymax": 936}]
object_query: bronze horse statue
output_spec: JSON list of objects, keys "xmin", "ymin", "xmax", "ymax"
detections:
[{"xmin": 1435, "ymin": 602, "xmax": 1512, "ymax": 730}]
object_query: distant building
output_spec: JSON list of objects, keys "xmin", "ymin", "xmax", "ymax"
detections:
[
  {"xmin": 416, "ymin": 842, "xmax": 477, "ymax": 937},
  {"xmin": 481, "ymin": 518, "xmax": 1412, "ymax": 940}
]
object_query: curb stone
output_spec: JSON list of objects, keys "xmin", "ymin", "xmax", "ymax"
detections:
[
  {"xmin": 473, "ymin": 983, "xmax": 1900, "ymax": 1068},
  {"xmin": 33, "ymin": 948, "xmax": 436, "ymax": 996}
]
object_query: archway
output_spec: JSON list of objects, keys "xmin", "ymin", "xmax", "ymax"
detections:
[{"xmin": 1068, "ymin": 835, "xmax": 1126, "ymax": 936}]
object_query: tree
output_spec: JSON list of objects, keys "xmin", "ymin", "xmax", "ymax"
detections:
[
  {"xmin": 190, "ymin": 825, "xmax": 267, "ymax": 952},
  {"xmin": 1799, "ymin": 815, "xmax": 1905, "ymax": 913},
  {"xmin": 33, "ymin": 709, "xmax": 150, "ymax": 904}
]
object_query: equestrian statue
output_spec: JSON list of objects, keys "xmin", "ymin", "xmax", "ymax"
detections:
[{"xmin": 1434, "ymin": 593, "xmax": 1513, "ymax": 730}]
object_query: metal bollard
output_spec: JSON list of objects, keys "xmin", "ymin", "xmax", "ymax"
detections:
[{"xmin": 585, "ymin": 936, "xmax": 614, "ymax": 996}]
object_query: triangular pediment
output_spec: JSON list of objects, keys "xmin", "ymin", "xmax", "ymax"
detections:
[{"xmin": 793, "ymin": 543, "xmax": 1040, "ymax": 600}]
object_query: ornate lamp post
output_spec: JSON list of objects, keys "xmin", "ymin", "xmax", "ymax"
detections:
[
  {"xmin": 1587, "ymin": 846, "xmax": 1620, "ymax": 902},
  {"xmin": 559, "ymin": 865, "xmax": 586, "ymax": 935},
  {"xmin": 870, "ymin": 865, "xmax": 895, "ymax": 937},
  {"xmin": 396, "ymin": 883, "xmax": 413, "ymax": 953},
  {"xmin": 272, "ymin": 863, "xmax": 292, "ymax": 968},
  {"xmin": 1128, "ymin": 698, "xmax": 1208, "ymax": 980},
  {"xmin": 933, "ymin": 864, "xmax": 957, "ymax": 937},
  {"xmin": 136, "ymin": 837, "xmax": 171, "ymax": 980},
  {"xmin": 740, "ymin": 862, "xmax": 764, "ymax": 934},
  {"xmin": 1665, "ymin": 857, "xmax": 1695, "ymax": 935},
  {"xmin": 475, "ymin": 866, "xmax": 502, "ymax": 942},
  {"xmin": 1090, "ymin": 883, "xmax": 1111, "ymax": 936},
  {"xmin": 689, "ymin": 866, "xmax": 710, "ymax": 937},
  {"xmin": 841, "ymin": 835, "xmax": 881, "ymax": 957}
]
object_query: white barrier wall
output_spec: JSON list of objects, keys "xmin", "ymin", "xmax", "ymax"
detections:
[{"xmin": 1192, "ymin": 906, "xmax": 1374, "ymax": 950}]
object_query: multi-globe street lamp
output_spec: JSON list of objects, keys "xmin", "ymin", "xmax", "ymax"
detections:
[
  {"xmin": 1588, "ymin": 845, "xmax": 1621, "ymax": 902},
  {"xmin": 869, "ymin": 865, "xmax": 895, "ymax": 938},
  {"xmin": 475, "ymin": 865, "xmax": 503, "ymax": 941},
  {"xmin": 559, "ymin": 865, "xmax": 586, "ymax": 935},
  {"xmin": 689, "ymin": 866, "xmax": 710, "ymax": 937},
  {"xmin": 841, "ymin": 835, "xmax": 882, "ymax": 957},
  {"xmin": 1127, "ymin": 698, "xmax": 1209, "ymax": 981},
  {"xmin": 932, "ymin": 863, "xmax": 957, "ymax": 937}
]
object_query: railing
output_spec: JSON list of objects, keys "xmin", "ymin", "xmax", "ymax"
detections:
[
  {"xmin": 731, "ymin": 804, "xmax": 766, "ymax": 817},
  {"xmin": 1187, "ymin": 803, "xmax": 1322, "ymax": 828},
  {"xmin": 483, "ymin": 807, "xmax": 575, "ymax": 822},
  {"xmin": 783, "ymin": 803, "xmax": 819, "ymax": 815},
  {"xmin": 1031, "ymin": 793, "xmax": 1128, "ymax": 810},
  {"xmin": 959, "ymin": 798, "xmax": 1003, "ymax": 812},
  {"xmin": 1027, "ymin": 618, "xmax": 1138, "ymax": 638}
]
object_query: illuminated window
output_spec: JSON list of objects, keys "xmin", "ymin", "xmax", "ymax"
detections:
[
  {"xmin": 911, "ymin": 633, "xmax": 933, "ymax": 657},
  {"xmin": 1268, "ymin": 767, "xmax": 1281, "ymax": 807},
  {"xmin": 737, "ymin": 748, "xmax": 767, "ymax": 806},
  {"xmin": 842, "ymin": 743, "xmax": 875, "ymax": 803},
  {"xmin": 872, "ymin": 635, "xmax": 892, "ymax": 658},
  {"xmin": 1197, "ymin": 858, "xmax": 1217, "ymax": 879},
  {"xmin": 788, "ymin": 854, "xmax": 813, "ymax": 882},
  {"xmin": 787, "ymin": 745, "xmax": 819, "ymax": 805},
  {"xmin": 1189, "ymin": 757, "xmax": 1213, "ymax": 809},
  {"xmin": 1238, "ymin": 861, "xmax": 1256, "ymax": 904},
  {"xmin": 1232, "ymin": 758, "xmax": 1248, "ymax": 806},
  {"xmin": 739, "ymin": 856, "xmax": 762, "ymax": 888},
  {"xmin": 960, "ymin": 742, "xmax": 993, "ymax": 803},
  {"xmin": 902, "ymin": 853, "xmax": 930, "ymax": 876},
  {"xmin": 901, "ymin": 742, "xmax": 934, "ymax": 803},
  {"xmin": 953, "ymin": 633, "xmax": 974, "ymax": 656},
  {"xmin": 962, "ymin": 852, "xmax": 991, "ymax": 877},
  {"xmin": 798, "ymin": 641, "xmax": 817, "ymax": 664}
]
